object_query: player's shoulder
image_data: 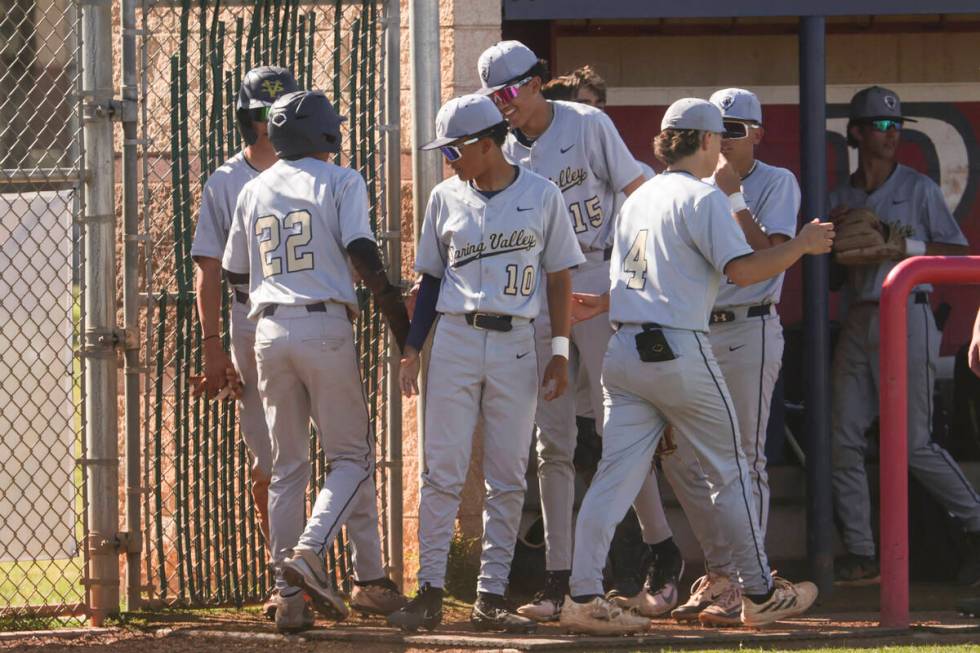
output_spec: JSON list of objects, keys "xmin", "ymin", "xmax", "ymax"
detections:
[
  {"xmin": 894, "ymin": 163, "xmax": 938, "ymax": 192},
  {"xmin": 204, "ymin": 152, "xmax": 256, "ymax": 191},
  {"xmin": 553, "ymin": 99, "xmax": 603, "ymax": 121},
  {"xmin": 514, "ymin": 166, "xmax": 559, "ymax": 194},
  {"xmin": 753, "ymin": 160, "xmax": 798, "ymax": 186}
]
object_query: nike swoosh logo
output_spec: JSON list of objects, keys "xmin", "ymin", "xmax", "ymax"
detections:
[
  {"xmin": 560, "ymin": 144, "xmax": 574, "ymax": 154},
  {"xmin": 517, "ymin": 351, "xmax": 531, "ymax": 359},
  {"xmin": 893, "ymin": 199, "xmax": 909, "ymax": 205},
  {"xmin": 729, "ymin": 344, "xmax": 746, "ymax": 352},
  {"xmin": 517, "ymin": 206, "xmax": 533, "ymax": 212}
]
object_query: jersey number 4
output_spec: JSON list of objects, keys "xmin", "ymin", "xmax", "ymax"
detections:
[
  {"xmin": 623, "ymin": 230, "xmax": 648, "ymax": 290},
  {"xmin": 255, "ymin": 210, "xmax": 314, "ymax": 277}
]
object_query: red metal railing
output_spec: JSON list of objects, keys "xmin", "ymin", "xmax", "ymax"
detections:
[{"xmin": 879, "ymin": 255, "xmax": 980, "ymax": 628}]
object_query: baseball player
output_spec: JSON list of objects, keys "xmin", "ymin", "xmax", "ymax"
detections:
[
  {"xmin": 387, "ymin": 94, "xmax": 584, "ymax": 633},
  {"xmin": 476, "ymin": 40, "xmax": 673, "ymax": 622},
  {"xmin": 828, "ymin": 86, "xmax": 979, "ymax": 585},
  {"xmin": 560, "ymin": 99, "xmax": 829, "ymax": 634},
  {"xmin": 658, "ymin": 88, "xmax": 801, "ymax": 626},
  {"xmin": 221, "ymin": 89, "xmax": 410, "ymax": 632}
]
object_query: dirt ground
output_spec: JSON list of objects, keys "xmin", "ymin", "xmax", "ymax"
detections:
[{"xmin": 2, "ymin": 584, "xmax": 979, "ymax": 652}]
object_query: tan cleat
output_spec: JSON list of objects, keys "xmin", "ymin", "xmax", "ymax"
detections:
[
  {"xmin": 274, "ymin": 590, "xmax": 314, "ymax": 633},
  {"xmin": 697, "ymin": 581, "xmax": 742, "ymax": 627},
  {"xmin": 282, "ymin": 547, "xmax": 349, "ymax": 621},
  {"xmin": 741, "ymin": 577, "xmax": 818, "ymax": 627},
  {"xmin": 350, "ymin": 578, "xmax": 408, "ymax": 616},
  {"xmin": 263, "ymin": 587, "xmax": 280, "ymax": 620},
  {"xmin": 671, "ymin": 572, "xmax": 733, "ymax": 622},
  {"xmin": 560, "ymin": 595, "xmax": 650, "ymax": 635}
]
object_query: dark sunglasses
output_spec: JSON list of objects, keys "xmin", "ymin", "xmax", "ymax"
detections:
[
  {"xmin": 870, "ymin": 118, "xmax": 902, "ymax": 132},
  {"xmin": 439, "ymin": 135, "xmax": 480, "ymax": 162},
  {"xmin": 490, "ymin": 77, "xmax": 532, "ymax": 107},
  {"xmin": 722, "ymin": 121, "xmax": 752, "ymax": 140},
  {"xmin": 248, "ymin": 106, "xmax": 271, "ymax": 122}
]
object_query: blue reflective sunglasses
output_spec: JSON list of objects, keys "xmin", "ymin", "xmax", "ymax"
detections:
[
  {"xmin": 870, "ymin": 119, "xmax": 902, "ymax": 132},
  {"xmin": 439, "ymin": 135, "xmax": 480, "ymax": 162}
]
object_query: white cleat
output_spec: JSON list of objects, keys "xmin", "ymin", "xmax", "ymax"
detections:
[
  {"xmin": 671, "ymin": 572, "xmax": 733, "ymax": 622},
  {"xmin": 282, "ymin": 547, "xmax": 349, "ymax": 621},
  {"xmin": 516, "ymin": 596, "xmax": 562, "ymax": 622},
  {"xmin": 560, "ymin": 595, "xmax": 650, "ymax": 635},
  {"xmin": 741, "ymin": 577, "xmax": 818, "ymax": 627}
]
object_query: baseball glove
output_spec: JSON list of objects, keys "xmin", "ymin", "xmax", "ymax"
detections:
[{"xmin": 832, "ymin": 208, "xmax": 904, "ymax": 266}]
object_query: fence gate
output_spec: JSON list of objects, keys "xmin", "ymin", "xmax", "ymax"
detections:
[
  {"xmin": 135, "ymin": 0, "xmax": 397, "ymax": 609},
  {"xmin": 0, "ymin": 0, "xmax": 88, "ymax": 628}
]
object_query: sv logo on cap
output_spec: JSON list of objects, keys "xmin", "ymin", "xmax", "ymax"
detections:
[{"xmin": 261, "ymin": 79, "xmax": 285, "ymax": 99}]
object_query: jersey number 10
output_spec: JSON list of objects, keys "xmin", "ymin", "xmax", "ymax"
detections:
[
  {"xmin": 255, "ymin": 210, "xmax": 314, "ymax": 278},
  {"xmin": 503, "ymin": 264, "xmax": 535, "ymax": 297}
]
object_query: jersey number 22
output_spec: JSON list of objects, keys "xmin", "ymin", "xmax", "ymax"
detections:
[{"xmin": 255, "ymin": 210, "xmax": 314, "ymax": 277}]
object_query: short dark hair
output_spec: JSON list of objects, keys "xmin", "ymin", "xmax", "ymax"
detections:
[
  {"xmin": 653, "ymin": 128, "xmax": 703, "ymax": 165},
  {"xmin": 470, "ymin": 121, "xmax": 509, "ymax": 147},
  {"xmin": 572, "ymin": 65, "xmax": 607, "ymax": 104},
  {"xmin": 526, "ymin": 58, "xmax": 550, "ymax": 84},
  {"xmin": 542, "ymin": 75, "xmax": 577, "ymax": 101}
]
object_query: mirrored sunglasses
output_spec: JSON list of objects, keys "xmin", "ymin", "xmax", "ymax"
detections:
[
  {"xmin": 870, "ymin": 118, "xmax": 902, "ymax": 132},
  {"xmin": 722, "ymin": 121, "xmax": 751, "ymax": 140},
  {"xmin": 490, "ymin": 77, "xmax": 532, "ymax": 106},
  {"xmin": 439, "ymin": 135, "xmax": 480, "ymax": 162}
]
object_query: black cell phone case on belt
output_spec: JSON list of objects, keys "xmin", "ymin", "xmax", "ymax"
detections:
[{"xmin": 635, "ymin": 328, "xmax": 676, "ymax": 362}]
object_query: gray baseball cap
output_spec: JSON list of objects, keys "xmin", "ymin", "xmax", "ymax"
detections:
[
  {"xmin": 421, "ymin": 94, "xmax": 505, "ymax": 150},
  {"xmin": 661, "ymin": 98, "xmax": 725, "ymax": 133},
  {"xmin": 710, "ymin": 88, "xmax": 762, "ymax": 124},
  {"xmin": 477, "ymin": 40, "xmax": 539, "ymax": 92},
  {"xmin": 849, "ymin": 85, "xmax": 917, "ymax": 122}
]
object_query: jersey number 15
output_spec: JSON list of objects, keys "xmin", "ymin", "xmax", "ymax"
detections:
[{"xmin": 255, "ymin": 210, "xmax": 314, "ymax": 278}]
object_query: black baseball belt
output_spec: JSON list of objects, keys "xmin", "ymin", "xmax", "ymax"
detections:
[
  {"xmin": 262, "ymin": 301, "xmax": 328, "ymax": 317},
  {"xmin": 710, "ymin": 303, "xmax": 773, "ymax": 325},
  {"xmin": 465, "ymin": 312, "xmax": 516, "ymax": 332}
]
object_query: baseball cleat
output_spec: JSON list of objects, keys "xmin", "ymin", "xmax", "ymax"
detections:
[
  {"xmin": 560, "ymin": 595, "xmax": 650, "ymax": 635},
  {"xmin": 834, "ymin": 553, "xmax": 880, "ymax": 586},
  {"xmin": 386, "ymin": 583, "xmax": 443, "ymax": 632},
  {"xmin": 671, "ymin": 572, "xmax": 733, "ymax": 622},
  {"xmin": 610, "ymin": 553, "xmax": 685, "ymax": 618},
  {"xmin": 516, "ymin": 570, "xmax": 568, "ymax": 622},
  {"xmin": 741, "ymin": 577, "xmax": 818, "ymax": 627},
  {"xmin": 957, "ymin": 597, "xmax": 980, "ymax": 618},
  {"xmin": 274, "ymin": 590, "xmax": 314, "ymax": 633},
  {"xmin": 282, "ymin": 547, "xmax": 349, "ymax": 621},
  {"xmin": 697, "ymin": 581, "xmax": 742, "ymax": 627},
  {"xmin": 956, "ymin": 531, "xmax": 980, "ymax": 587},
  {"xmin": 470, "ymin": 593, "xmax": 537, "ymax": 633},
  {"xmin": 350, "ymin": 577, "xmax": 408, "ymax": 616},
  {"xmin": 263, "ymin": 587, "xmax": 280, "ymax": 620}
]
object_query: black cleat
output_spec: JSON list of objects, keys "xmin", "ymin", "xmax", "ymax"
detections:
[
  {"xmin": 957, "ymin": 531, "xmax": 980, "ymax": 587},
  {"xmin": 470, "ymin": 593, "xmax": 537, "ymax": 634},
  {"xmin": 834, "ymin": 553, "xmax": 880, "ymax": 586},
  {"xmin": 957, "ymin": 597, "xmax": 980, "ymax": 618},
  {"xmin": 386, "ymin": 583, "xmax": 443, "ymax": 633}
]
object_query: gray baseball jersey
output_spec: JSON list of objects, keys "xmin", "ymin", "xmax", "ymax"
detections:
[
  {"xmin": 829, "ymin": 164, "xmax": 979, "ymax": 558},
  {"xmin": 502, "ymin": 101, "xmax": 643, "ymax": 253},
  {"xmin": 224, "ymin": 157, "xmax": 389, "ymax": 592},
  {"xmin": 609, "ymin": 171, "xmax": 753, "ymax": 330},
  {"xmin": 413, "ymin": 166, "xmax": 582, "ymax": 596},
  {"xmin": 223, "ymin": 158, "xmax": 375, "ymax": 318},
  {"xmin": 830, "ymin": 164, "xmax": 967, "ymax": 302},
  {"xmin": 571, "ymin": 166, "xmax": 775, "ymax": 598},
  {"xmin": 415, "ymin": 167, "xmax": 584, "ymax": 317},
  {"xmin": 714, "ymin": 161, "xmax": 800, "ymax": 308}
]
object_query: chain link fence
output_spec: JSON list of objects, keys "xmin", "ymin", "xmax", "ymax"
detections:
[
  {"xmin": 0, "ymin": 0, "xmax": 88, "ymax": 629},
  {"xmin": 137, "ymin": 0, "xmax": 395, "ymax": 609}
]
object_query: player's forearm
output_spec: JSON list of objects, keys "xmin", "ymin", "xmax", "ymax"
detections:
[
  {"xmin": 194, "ymin": 257, "xmax": 224, "ymax": 338},
  {"xmin": 546, "ymin": 269, "xmax": 573, "ymax": 338},
  {"xmin": 726, "ymin": 238, "xmax": 807, "ymax": 287},
  {"xmin": 734, "ymin": 209, "xmax": 775, "ymax": 251}
]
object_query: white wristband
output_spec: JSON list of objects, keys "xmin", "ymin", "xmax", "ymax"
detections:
[
  {"xmin": 905, "ymin": 238, "xmax": 926, "ymax": 257},
  {"xmin": 728, "ymin": 191, "xmax": 748, "ymax": 213},
  {"xmin": 551, "ymin": 336, "xmax": 570, "ymax": 359}
]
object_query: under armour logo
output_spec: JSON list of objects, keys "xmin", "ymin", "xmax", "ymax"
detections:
[
  {"xmin": 720, "ymin": 95, "xmax": 735, "ymax": 110},
  {"xmin": 262, "ymin": 79, "xmax": 285, "ymax": 99},
  {"xmin": 883, "ymin": 94, "xmax": 897, "ymax": 110}
]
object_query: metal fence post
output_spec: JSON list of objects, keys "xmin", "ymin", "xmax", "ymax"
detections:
[
  {"xmin": 383, "ymin": 0, "xmax": 404, "ymax": 589},
  {"xmin": 81, "ymin": 0, "xmax": 120, "ymax": 625},
  {"xmin": 121, "ymin": 0, "xmax": 143, "ymax": 611},
  {"xmin": 410, "ymin": 0, "xmax": 441, "ymax": 492}
]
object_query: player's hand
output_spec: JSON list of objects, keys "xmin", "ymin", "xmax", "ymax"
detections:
[
  {"xmin": 399, "ymin": 346, "xmax": 421, "ymax": 397},
  {"xmin": 571, "ymin": 292, "xmax": 610, "ymax": 324},
  {"xmin": 223, "ymin": 365, "xmax": 244, "ymax": 400},
  {"xmin": 797, "ymin": 219, "xmax": 836, "ymax": 255},
  {"xmin": 405, "ymin": 277, "xmax": 421, "ymax": 320},
  {"xmin": 193, "ymin": 339, "xmax": 235, "ymax": 399},
  {"xmin": 829, "ymin": 204, "xmax": 850, "ymax": 224},
  {"xmin": 714, "ymin": 155, "xmax": 741, "ymax": 197},
  {"xmin": 970, "ymin": 322, "xmax": 980, "ymax": 378},
  {"xmin": 542, "ymin": 355, "xmax": 568, "ymax": 401}
]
